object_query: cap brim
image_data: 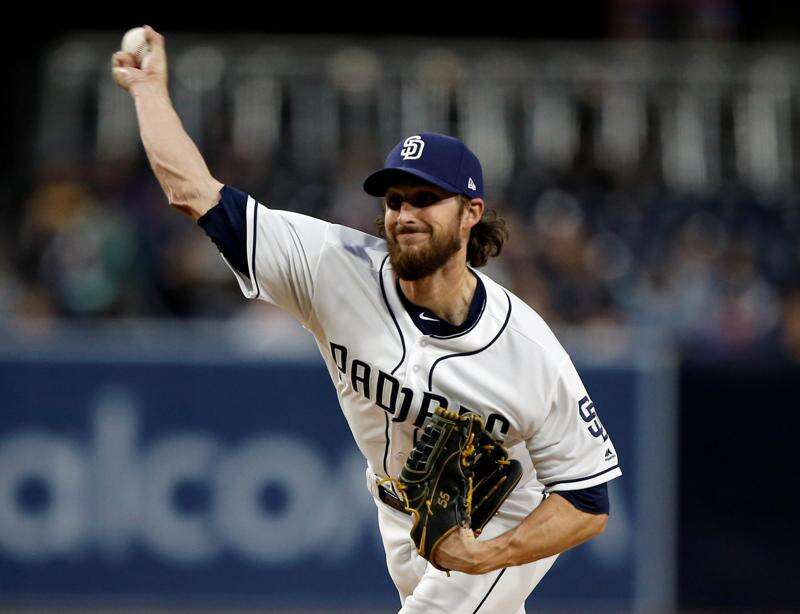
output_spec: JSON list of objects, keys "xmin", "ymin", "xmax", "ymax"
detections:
[{"xmin": 363, "ymin": 167, "xmax": 462, "ymax": 197}]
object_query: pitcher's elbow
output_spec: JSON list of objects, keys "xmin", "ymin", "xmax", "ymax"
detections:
[
  {"xmin": 590, "ymin": 513, "xmax": 609, "ymax": 538},
  {"xmin": 167, "ymin": 179, "xmax": 223, "ymax": 220}
]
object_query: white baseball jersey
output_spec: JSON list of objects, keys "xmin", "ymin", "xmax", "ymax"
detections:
[{"xmin": 214, "ymin": 189, "xmax": 622, "ymax": 611}]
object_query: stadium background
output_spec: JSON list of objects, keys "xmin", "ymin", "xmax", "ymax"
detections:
[{"xmin": 1, "ymin": 3, "xmax": 798, "ymax": 612}]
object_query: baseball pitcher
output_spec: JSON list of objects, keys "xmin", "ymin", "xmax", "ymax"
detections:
[{"xmin": 112, "ymin": 27, "xmax": 622, "ymax": 613}]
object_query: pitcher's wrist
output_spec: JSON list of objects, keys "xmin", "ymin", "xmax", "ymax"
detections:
[{"xmin": 131, "ymin": 79, "xmax": 169, "ymax": 101}]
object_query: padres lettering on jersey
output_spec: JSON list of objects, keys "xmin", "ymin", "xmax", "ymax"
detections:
[
  {"xmin": 219, "ymin": 189, "xmax": 621, "ymax": 517},
  {"xmin": 329, "ymin": 340, "xmax": 512, "ymax": 435}
]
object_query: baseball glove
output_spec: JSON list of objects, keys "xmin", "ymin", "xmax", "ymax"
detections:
[{"xmin": 392, "ymin": 407, "xmax": 522, "ymax": 571}]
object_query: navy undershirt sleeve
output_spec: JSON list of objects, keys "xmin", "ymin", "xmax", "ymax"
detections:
[
  {"xmin": 552, "ymin": 482, "xmax": 609, "ymax": 515},
  {"xmin": 197, "ymin": 185, "xmax": 249, "ymax": 276}
]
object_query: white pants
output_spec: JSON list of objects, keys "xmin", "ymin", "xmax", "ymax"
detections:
[{"xmin": 372, "ymin": 491, "xmax": 559, "ymax": 614}]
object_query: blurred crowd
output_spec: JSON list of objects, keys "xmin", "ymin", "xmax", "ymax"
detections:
[{"xmin": 3, "ymin": 146, "xmax": 799, "ymax": 366}]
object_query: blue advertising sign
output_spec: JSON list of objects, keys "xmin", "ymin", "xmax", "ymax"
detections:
[{"xmin": 0, "ymin": 338, "xmax": 675, "ymax": 612}]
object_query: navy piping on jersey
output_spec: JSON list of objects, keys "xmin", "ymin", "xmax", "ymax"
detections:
[
  {"xmin": 382, "ymin": 413, "xmax": 391, "ymax": 479},
  {"xmin": 543, "ymin": 464, "xmax": 620, "ymax": 488},
  {"xmin": 427, "ymin": 291, "xmax": 512, "ymax": 391},
  {"xmin": 379, "ymin": 254, "xmax": 407, "ymax": 375},
  {"xmin": 472, "ymin": 568, "xmax": 506, "ymax": 613},
  {"xmin": 378, "ymin": 254, "xmax": 407, "ymax": 491},
  {"xmin": 395, "ymin": 272, "xmax": 487, "ymax": 339},
  {"xmin": 251, "ymin": 197, "xmax": 261, "ymax": 299}
]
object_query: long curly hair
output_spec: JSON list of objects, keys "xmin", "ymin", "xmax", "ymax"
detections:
[{"xmin": 374, "ymin": 195, "xmax": 508, "ymax": 267}]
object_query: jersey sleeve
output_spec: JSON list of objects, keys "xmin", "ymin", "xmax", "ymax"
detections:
[
  {"xmin": 203, "ymin": 185, "xmax": 330, "ymax": 325},
  {"xmin": 553, "ymin": 482, "xmax": 609, "ymax": 515},
  {"xmin": 527, "ymin": 356, "xmax": 622, "ymax": 492}
]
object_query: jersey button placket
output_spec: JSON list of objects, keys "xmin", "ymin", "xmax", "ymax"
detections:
[{"xmin": 409, "ymin": 338, "xmax": 433, "ymax": 381}]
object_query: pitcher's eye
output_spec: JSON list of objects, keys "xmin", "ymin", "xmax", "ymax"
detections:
[
  {"xmin": 385, "ymin": 193, "xmax": 404, "ymax": 210},
  {"xmin": 413, "ymin": 191, "xmax": 439, "ymax": 207}
]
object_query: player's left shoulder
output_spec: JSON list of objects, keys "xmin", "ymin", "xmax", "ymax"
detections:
[{"xmin": 475, "ymin": 269, "xmax": 569, "ymax": 364}]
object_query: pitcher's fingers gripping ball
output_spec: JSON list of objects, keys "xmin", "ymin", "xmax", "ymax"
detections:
[
  {"xmin": 392, "ymin": 407, "xmax": 523, "ymax": 572},
  {"xmin": 112, "ymin": 25, "xmax": 168, "ymax": 92},
  {"xmin": 121, "ymin": 27, "xmax": 151, "ymax": 64}
]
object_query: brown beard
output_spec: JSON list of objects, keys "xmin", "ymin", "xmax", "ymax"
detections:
[{"xmin": 386, "ymin": 223, "xmax": 462, "ymax": 281}]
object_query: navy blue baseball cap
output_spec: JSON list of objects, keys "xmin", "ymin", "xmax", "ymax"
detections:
[{"xmin": 363, "ymin": 132, "xmax": 484, "ymax": 199}]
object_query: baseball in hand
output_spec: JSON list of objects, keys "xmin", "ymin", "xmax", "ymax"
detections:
[{"xmin": 121, "ymin": 27, "xmax": 150, "ymax": 66}]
